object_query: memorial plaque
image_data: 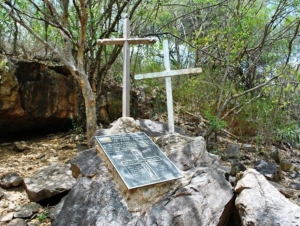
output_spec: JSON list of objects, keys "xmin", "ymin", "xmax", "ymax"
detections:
[{"xmin": 95, "ymin": 132, "xmax": 183, "ymax": 189}]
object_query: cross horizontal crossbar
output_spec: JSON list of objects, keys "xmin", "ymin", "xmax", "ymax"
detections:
[
  {"xmin": 97, "ymin": 38, "xmax": 156, "ymax": 45},
  {"xmin": 135, "ymin": 67, "xmax": 202, "ymax": 80}
]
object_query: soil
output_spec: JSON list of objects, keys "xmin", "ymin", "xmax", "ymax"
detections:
[{"xmin": 0, "ymin": 131, "xmax": 87, "ymax": 225}]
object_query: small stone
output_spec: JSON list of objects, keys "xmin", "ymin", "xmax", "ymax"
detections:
[
  {"xmin": 269, "ymin": 148, "xmax": 282, "ymax": 164},
  {"xmin": 7, "ymin": 218, "xmax": 28, "ymax": 226},
  {"xmin": 13, "ymin": 141, "xmax": 27, "ymax": 151},
  {"xmin": 14, "ymin": 202, "xmax": 42, "ymax": 218},
  {"xmin": 254, "ymin": 159, "xmax": 283, "ymax": 182},
  {"xmin": 36, "ymin": 154, "xmax": 45, "ymax": 159},
  {"xmin": 289, "ymin": 180, "xmax": 300, "ymax": 190},
  {"xmin": 288, "ymin": 171, "xmax": 299, "ymax": 179},
  {"xmin": 0, "ymin": 172, "xmax": 23, "ymax": 188},
  {"xmin": 0, "ymin": 187, "xmax": 4, "ymax": 199},
  {"xmin": 230, "ymin": 160, "xmax": 247, "ymax": 176},
  {"xmin": 0, "ymin": 212, "xmax": 14, "ymax": 222},
  {"xmin": 243, "ymin": 144, "xmax": 256, "ymax": 152},
  {"xmin": 280, "ymin": 160, "xmax": 299, "ymax": 172},
  {"xmin": 222, "ymin": 144, "xmax": 240, "ymax": 160}
]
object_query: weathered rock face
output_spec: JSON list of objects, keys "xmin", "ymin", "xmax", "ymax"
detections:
[
  {"xmin": 235, "ymin": 169, "xmax": 300, "ymax": 225},
  {"xmin": 0, "ymin": 55, "xmax": 82, "ymax": 134},
  {"xmin": 53, "ymin": 117, "xmax": 235, "ymax": 226}
]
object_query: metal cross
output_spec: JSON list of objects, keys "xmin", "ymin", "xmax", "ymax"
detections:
[
  {"xmin": 97, "ymin": 14, "xmax": 156, "ymax": 117},
  {"xmin": 135, "ymin": 40, "xmax": 202, "ymax": 133}
]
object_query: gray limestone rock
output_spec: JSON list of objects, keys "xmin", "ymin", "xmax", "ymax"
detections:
[
  {"xmin": 132, "ymin": 168, "xmax": 234, "ymax": 226},
  {"xmin": 235, "ymin": 169, "xmax": 300, "ymax": 226},
  {"xmin": 90, "ymin": 117, "xmax": 140, "ymax": 146},
  {"xmin": 230, "ymin": 160, "xmax": 247, "ymax": 176},
  {"xmin": 156, "ymin": 134, "xmax": 208, "ymax": 171},
  {"xmin": 0, "ymin": 172, "xmax": 23, "ymax": 188},
  {"xmin": 0, "ymin": 212, "xmax": 14, "ymax": 222},
  {"xmin": 14, "ymin": 202, "xmax": 42, "ymax": 218},
  {"xmin": 290, "ymin": 180, "xmax": 300, "ymax": 190},
  {"xmin": 23, "ymin": 163, "xmax": 76, "ymax": 202},
  {"xmin": 222, "ymin": 144, "xmax": 240, "ymax": 160},
  {"xmin": 137, "ymin": 119, "xmax": 185, "ymax": 137},
  {"xmin": 53, "ymin": 120, "xmax": 234, "ymax": 226},
  {"xmin": 269, "ymin": 181, "xmax": 295, "ymax": 198},
  {"xmin": 7, "ymin": 218, "xmax": 28, "ymax": 226},
  {"xmin": 70, "ymin": 148, "xmax": 102, "ymax": 178},
  {"xmin": 254, "ymin": 159, "xmax": 283, "ymax": 182}
]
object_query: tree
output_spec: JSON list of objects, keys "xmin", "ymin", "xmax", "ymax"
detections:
[
  {"xmin": 0, "ymin": 0, "xmax": 154, "ymax": 144},
  {"xmin": 133, "ymin": 0, "xmax": 300, "ymax": 141}
]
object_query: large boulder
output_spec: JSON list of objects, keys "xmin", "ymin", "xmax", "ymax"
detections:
[
  {"xmin": 53, "ymin": 117, "xmax": 234, "ymax": 226},
  {"xmin": 235, "ymin": 169, "xmax": 300, "ymax": 225}
]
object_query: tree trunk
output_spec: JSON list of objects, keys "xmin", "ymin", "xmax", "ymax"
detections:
[
  {"xmin": 75, "ymin": 71, "xmax": 97, "ymax": 147},
  {"xmin": 83, "ymin": 88, "xmax": 97, "ymax": 146}
]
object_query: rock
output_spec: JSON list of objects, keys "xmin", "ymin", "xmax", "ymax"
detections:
[
  {"xmin": 94, "ymin": 117, "xmax": 140, "ymax": 136},
  {"xmin": 0, "ymin": 187, "xmax": 4, "ymax": 199},
  {"xmin": 53, "ymin": 119, "xmax": 234, "ymax": 226},
  {"xmin": 70, "ymin": 148, "xmax": 102, "ymax": 178},
  {"xmin": 235, "ymin": 169, "xmax": 300, "ymax": 225},
  {"xmin": 230, "ymin": 160, "xmax": 247, "ymax": 176},
  {"xmin": 288, "ymin": 171, "xmax": 299, "ymax": 178},
  {"xmin": 222, "ymin": 144, "xmax": 240, "ymax": 160},
  {"xmin": 254, "ymin": 159, "xmax": 283, "ymax": 182},
  {"xmin": 269, "ymin": 181, "xmax": 295, "ymax": 198},
  {"xmin": 91, "ymin": 117, "xmax": 141, "ymax": 146},
  {"xmin": 133, "ymin": 168, "xmax": 234, "ymax": 226},
  {"xmin": 243, "ymin": 143, "xmax": 256, "ymax": 152},
  {"xmin": 0, "ymin": 212, "xmax": 14, "ymax": 222},
  {"xmin": 137, "ymin": 119, "xmax": 185, "ymax": 137},
  {"xmin": 52, "ymin": 176, "xmax": 134, "ymax": 226},
  {"xmin": 280, "ymin": 160, "xmax": 299, "ymax": 172},
  {"xmin": 7, "ymin": 218, "xmax": 28, "ymax": 226},
  {"xmin": 0, "ymin": 172, "xmax": 23, "ymax": 188},
  {"xmin": 290, "ymin": 180, "xmax": 300, "ymax": 190},
  {"xmin": 23, "ymin": 163, "xmax": 76, "ymax": 202},
  {"xmin": 0, "ymin": 57, "xmax": 83, "ymax": 134},
  {"xmin": 157, "ymin": 134, "xmax": 208, "ymax": 171},
  {"xmin": 13, "ymin": 141, "xmax": 27, "ymax": 151},
  {"xmin": 14, "ymin": 202, "xmax": 42, "ymax": 218},
  {"xmin": 269, "ymin": 147, "xmax": 283, "ymax": 164},
  {"xmin": 75, "ymin": 143, "xmax": 88, "ymax": 152}
]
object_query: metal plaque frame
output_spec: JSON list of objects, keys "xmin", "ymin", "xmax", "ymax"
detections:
[{"xmin": 95, "ymin": 132, "xmax": 183, "ymax": 189}]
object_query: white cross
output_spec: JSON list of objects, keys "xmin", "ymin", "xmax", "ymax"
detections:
[
  {"xmin": 97, "ymin": 14, "xmax": 156, "ymax": 117},
  {"xmin": 135, "ymin": 40, "xmax": 202, "ymax": 134}
]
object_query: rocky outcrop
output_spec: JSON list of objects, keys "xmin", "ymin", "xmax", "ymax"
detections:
[
  {"xmin": 235, "ymin": 169, "xmax": 300, "ymax": 225},
  {"xmin": 53, "ymin": 117, "xmax": 235, "ymax": 226},
  {"xmin": 0, "ymin": 55, "xmax": 153, "ymax": 134},
  {"xmin": 0, "ymin": 55, "xmax": 82, "ymax": 134}
]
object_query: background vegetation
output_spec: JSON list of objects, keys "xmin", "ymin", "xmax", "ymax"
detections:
[{"xmin": 0, "ymin": 0, "xmax": 299, "ymax": 145}]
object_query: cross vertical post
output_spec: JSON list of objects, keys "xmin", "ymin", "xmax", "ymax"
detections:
[
  {"xmin": 123, "ymin": 15, "xmax": 130, "ymax": 117},
  {"xmin": 135, "ymin": 40, "xmax": 203, "ymax": 134},
  {"xmin": 97, "ymin": 14, "xmax": 156, "ymax": 117},
  {"xmin": 163, "ymin": 40, "xmax": 175, "ymax": 133}
]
